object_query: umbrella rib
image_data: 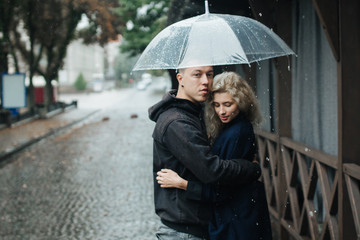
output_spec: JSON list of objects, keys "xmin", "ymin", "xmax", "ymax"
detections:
[{"xmin": 176, "ymin": 32, "xmax": 190, "ymax": 70}]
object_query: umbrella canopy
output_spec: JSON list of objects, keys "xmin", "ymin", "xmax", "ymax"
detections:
[{"xmin": 132, "ymin": 1, "xmax": 295, "ymax": 71}]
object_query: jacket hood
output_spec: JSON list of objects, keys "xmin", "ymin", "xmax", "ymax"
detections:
[{"xmin": 149, "ymin": 90, "xmax": 202, "ymax": 122}]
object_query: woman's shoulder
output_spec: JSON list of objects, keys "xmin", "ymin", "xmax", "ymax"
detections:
[
  {"xmin": 227, "ymin": 117, "xmax": 253, "ymax": 134},
  {"xmin": 218, "ymin": 122, "xmax": 253, "ymax": 145}
]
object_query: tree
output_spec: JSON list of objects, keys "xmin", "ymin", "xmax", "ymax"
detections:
[
  {"xmin": 117, "ymin": 0, "xmax": 169, "ymax": 56},
  {"xmin": 0, "ymin": 0, "xmax": 21, "ymax": 90},
  {"xmin": 8, "ymin": 0, "xmax": 123, "ymax": 111},
  {"xmin": 74, "ymin": 73, "xmax": 87, "ymax": 91}
]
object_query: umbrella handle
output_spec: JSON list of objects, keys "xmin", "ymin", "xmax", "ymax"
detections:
[{"xmin": 205, "ymin": 0, "xmax": 209, "ymax": 14}]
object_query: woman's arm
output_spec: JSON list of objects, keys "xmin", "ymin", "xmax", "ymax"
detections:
[{"xmin": 156, "ymin": 169, "xmax": 188, "ymax": 190}]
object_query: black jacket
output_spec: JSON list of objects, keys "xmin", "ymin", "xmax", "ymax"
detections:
[{"xmin": 149, "ymin": 90, "xmax": 261, "ymax": 238}]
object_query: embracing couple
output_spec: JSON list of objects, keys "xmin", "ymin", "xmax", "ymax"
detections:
[{"xmin": 149, "ymin": 66, "xmax": 272, "ymax": 240}]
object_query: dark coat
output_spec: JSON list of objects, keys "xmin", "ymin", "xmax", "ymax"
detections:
[
  {"xmin": 208, "ymin": 113, "xmax": 272, "ymax": 240},
  {"xmin": 149, "ymin": 91, "xmax": 261, "ymax": 238}
]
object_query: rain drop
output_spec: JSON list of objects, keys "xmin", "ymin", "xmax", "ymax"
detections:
[
  {"xmin": 259, "ymin": 13, "xmax": 262, "ymax": 17},
  {"xmin": 256, "ymin": 222, "xmax": 259, "ymax": 225},
  {"xmin": 309, "ymin": 211, "xmax": 314, "ymax": 217},
  {"xmin": 305, "ymin": 147, "xmax": 310, "ymax": 152},
  {"xmin": 266, "ymin": 157, "xmax": 270, "ymax": 161}
]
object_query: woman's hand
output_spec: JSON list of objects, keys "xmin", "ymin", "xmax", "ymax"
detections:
[{"xmin": 156, "ymin": 169, "xmax": 188, "ymax": 190}]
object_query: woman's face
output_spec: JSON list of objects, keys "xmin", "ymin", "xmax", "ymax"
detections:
[{"xmin": 213, "ymin": 92, "xmax": 240, "ymax": 124}]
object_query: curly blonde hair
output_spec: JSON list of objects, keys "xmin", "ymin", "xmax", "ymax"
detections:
[{"xmin": 205, "ymin": 71, "xmax": 262, "ymax": 144}]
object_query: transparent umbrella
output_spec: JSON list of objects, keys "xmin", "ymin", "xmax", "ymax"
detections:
[{"xmin": 132, "ymin": 1, "xmax": 295, "ymax": 71}]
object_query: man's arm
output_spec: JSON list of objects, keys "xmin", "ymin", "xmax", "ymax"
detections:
[{"xmin": 163, "ymin": 119, "xmax": 261, "ymax": 184}]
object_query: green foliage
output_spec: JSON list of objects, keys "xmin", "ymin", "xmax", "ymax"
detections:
[
  {"xmin": 74, "ymin": 73, "xmax": 87, "ymax": 91},
  {"xmin": 117, "ymin": 0, "xmax": 169, "ymax": 56}
]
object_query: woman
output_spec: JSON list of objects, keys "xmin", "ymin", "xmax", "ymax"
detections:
[{"xmin": 156, "ymin": 72, "xmax": 272, "ymax": 240}]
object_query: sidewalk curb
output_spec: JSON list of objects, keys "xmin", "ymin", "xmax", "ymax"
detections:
[
  {"xmin": 0, "ymin": 105, "xmax": 77, "ymax": 131},
  {"xmin": 0, "ymin": 109, "xmax": 100, "ymax": 166}
]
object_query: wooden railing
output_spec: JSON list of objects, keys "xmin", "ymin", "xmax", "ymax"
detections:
[
  {"xmin": 255, "ymin": 129, "xmax": 360, "ymax": 240},
  {"xmin": 343, "ymin": 164, "xmax": 360, "ymax": 239}
]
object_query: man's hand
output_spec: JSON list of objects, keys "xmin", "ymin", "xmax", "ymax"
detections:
[{"xmin": 156, "ymin": 169, "xmax": 188, "ymax": 190}]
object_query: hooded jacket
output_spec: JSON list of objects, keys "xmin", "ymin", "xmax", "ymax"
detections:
[{"xmin": 149, "ymin": 90, "xmax": 261, "ymax": 238}]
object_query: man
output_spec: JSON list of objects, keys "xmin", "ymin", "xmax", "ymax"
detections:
[{"xmin": 149, "ymin": 66, "xmax": 261, "ymax": 239}]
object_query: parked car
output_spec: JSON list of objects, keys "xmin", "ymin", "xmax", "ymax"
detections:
[
  {"xmin": 136, "ymin": 73, "xmax": 152, "ymax": 90},
  {"xmin": 136, "ymin": 80, "xmax": 147, "ymax": 90}
]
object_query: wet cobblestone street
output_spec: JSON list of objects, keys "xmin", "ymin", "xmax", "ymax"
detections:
[{"xmin": 0, "ymin": 80, "xmax": 167, "ymax": 239}]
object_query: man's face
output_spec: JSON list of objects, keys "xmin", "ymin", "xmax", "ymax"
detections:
[{"xmin": 177, "ymin": 66, "xmax": 214, "ymax": 103}]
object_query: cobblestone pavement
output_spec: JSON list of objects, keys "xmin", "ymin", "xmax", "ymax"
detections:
[{"xmin": 0, "ymin": 80, "xmax": 168, "ymax": 239}]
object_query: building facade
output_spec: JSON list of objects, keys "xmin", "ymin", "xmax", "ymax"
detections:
[{"xmin": 59, "ymin": 40, "xmax": 105, "ymax": 86}]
